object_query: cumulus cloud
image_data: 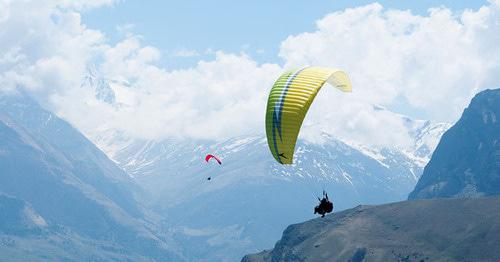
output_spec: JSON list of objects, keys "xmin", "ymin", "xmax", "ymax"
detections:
[
  {"xmin": 1, "ymin": 1, "xmax": 500, "ymax": 147},
  {"xmin": 55, "ymin": 50, "xmax": 280, "ymax": 140},
  {"xmin": 280, "ymin": 3, "xmax": 500, "ymax": 122},
  {"xmin": 0, "ymin": 0, "xmax": 105, "ymax": 97}
]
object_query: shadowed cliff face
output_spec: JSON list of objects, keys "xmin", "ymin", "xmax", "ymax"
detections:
[
  {"xmin": 409, "ymin": 88, "xmax": 500, "ymax": 200},
  {"xmin": 243, "ymin": 196, "xmax": 500, "ymax": 262}
]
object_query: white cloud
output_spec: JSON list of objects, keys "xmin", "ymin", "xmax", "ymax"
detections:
[
  {"xmin": 1, "ymin": 1, "xmax": 500, "ymax": 148},
  {"xmin": 55, "ymin": 50, "xmax": 281, "ymax": 140},
  {"xmin": 301, "ymin": 93, "xmax": 415, "ymax": 147},
  {"xmin": 0, "ymin": 0, "xmax": 105, "ymax": 98},
  {"xmin": 280, "ymin": 3, "xmax": 500, "ymax": 123}
]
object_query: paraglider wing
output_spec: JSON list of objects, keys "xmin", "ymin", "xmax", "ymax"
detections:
[
  {"xmin": 205, "ymin": 154, "xmax": 222, "ymax": 165},
  {"xmin": 265, "ymin": 67, "xmax": 352, "ymax": 164}
]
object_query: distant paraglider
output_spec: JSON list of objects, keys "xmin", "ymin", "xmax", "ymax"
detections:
[
  {"xmin": 205, "ymin": 154, "xmax": 222, "ymax": 165},
  {"xmin": 265, "ymin": 67, "xmax": 352, "ymax": 164},
  {"xmin": 205, "ymin": 154, "xmax": 222, "ymax": 180}
]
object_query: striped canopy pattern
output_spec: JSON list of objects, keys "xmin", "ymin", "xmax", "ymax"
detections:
[{"xmin": 265, "ymin": 67, "xmax": 352, "ymax": 164}]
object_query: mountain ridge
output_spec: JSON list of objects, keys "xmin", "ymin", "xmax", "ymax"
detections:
[
  {"xmin": 0, "ymin": 92, "xmax": 183, "ymax": 261},
  {"xmin": 242, "ymin": 196, "xmax": 500, "ymax": 262},
  {"xmin": 243, "ymin": 88, "xmax": 500, "ymax": 262},
  {"xmin": 409, "ymin": 88, "xmax": 500, "ymax": 199},
  {"xmin": 89, "ymin": 121, "xmax": 447, "ymax": 261}
]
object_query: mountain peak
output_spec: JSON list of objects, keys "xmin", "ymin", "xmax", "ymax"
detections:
[
  {"xmin": 408, "ymin": 88, "xmax": 500, "ymax": 200},
  {"xmin": 81, "ymin": 66, "xmax": 116, "ymax": 104}
]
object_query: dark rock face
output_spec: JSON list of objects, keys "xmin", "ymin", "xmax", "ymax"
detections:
[
  {"xmin": 409, "ymin": 89, "xmax": 500, "ymax": 200},
  {"xmin": 243, "ymin": 196, "xmax": 500, "ymax": 262}
]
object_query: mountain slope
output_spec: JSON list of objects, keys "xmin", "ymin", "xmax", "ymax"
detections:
[
  {"xmin": 409, "ymin": 89, "xmax": 500, "ymax": 199},
  {"xmin": 0, "ymin": 193, "xmax": 155, "ymax": 262},
  {"xmin": 0, "ymin": 92, "xmax": 182, "ymax": 261},
  {"xmin": 92, "ymin": 123, "xmax": 445, "ymax": 261},
  {"xmin": 96, "ymin": 135, "xmax": 421, "ymax": 261},
  {"xmin": 83, "ymin": 69, "xmax": 449, "ymax": 261},
  {"xmin": 243, "ymin": 196, "xmax": 500, "ymax": 262}
]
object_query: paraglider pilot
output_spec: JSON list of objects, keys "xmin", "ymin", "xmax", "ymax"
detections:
[{"xmin": 314, "ymin": 191, "xmax": 333, "ymax": 217}]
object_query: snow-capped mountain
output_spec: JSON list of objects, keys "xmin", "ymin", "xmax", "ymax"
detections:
[
  {"xmin": 245, "ymin": 89, "xmax": 500, "ymax": 262},
  {"xmin": 81, "ymin": 66, "xmax": 138, "ymax": 108},
  {"xmin": 403, "ymin": 118, "xmax": 451, "ymax": 165},
  {"xmin": 81, "ymin": 66, "xmax": 116, "ymax": 104},
  {"xmin": 89, "ymin": 118, "xmax": 448, "ymax": 261},
  {"xmin": 84, "ymin": 73, "xmax": 450, "ymax": 261}
]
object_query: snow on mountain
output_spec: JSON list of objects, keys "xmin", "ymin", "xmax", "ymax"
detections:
[
  {"xmin": 365, "ymin": 105, "xmax": 450, "ymax": 166},
  {"xmin": 407, "ymin": 121, "xmax": 451, "ymax": 161},
  {"xmin": 81, "ymin": 66, "xmax": 138, "ymax": 107},
  {"xmin": 348, "ymin": 120, "xmax": 450, "ymax": 169},
  {"xmin": 245, "ymin": 90, "xmax": 500, "ymax": 262},
  {"xmin": 88, "ymin": 118, "xmax": 448, "ymax": 261},
  {"xmin": 105, "ymin": 135, "xmax": 418, "ymax": 261},
  {"xmin": 81, "ymin": 67, "xmax": 116, "ymax": 104},
  {"xmin": 82, "ymin": 74, "xmax": 450, "ymax": 261}
]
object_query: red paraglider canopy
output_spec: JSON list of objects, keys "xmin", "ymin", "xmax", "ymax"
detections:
[{"xmin": 205, "ymin": 154, "xmax": 222, "ymax": 165}]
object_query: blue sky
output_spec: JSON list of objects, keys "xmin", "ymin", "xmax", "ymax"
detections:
[{"xmin": 83, "ymin": 0, "xmax": 488, "ymax": 68}]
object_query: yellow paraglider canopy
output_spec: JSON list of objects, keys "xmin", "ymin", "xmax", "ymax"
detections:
[{"xmin": 265, "ymin": 66, "xmax": 352, "ymax": 164}]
